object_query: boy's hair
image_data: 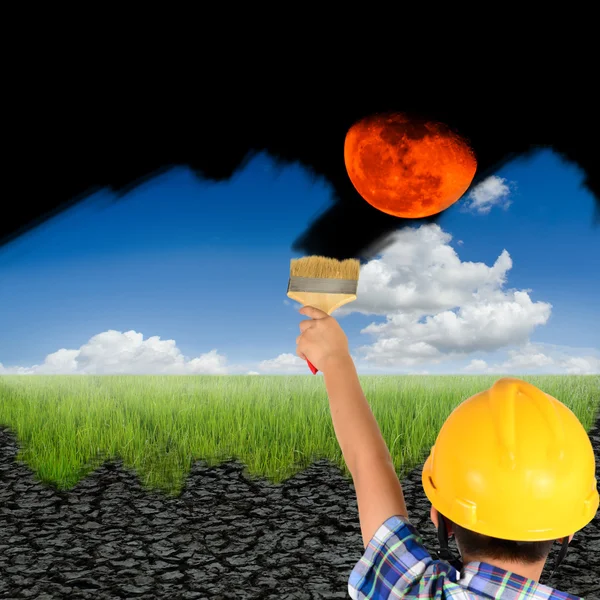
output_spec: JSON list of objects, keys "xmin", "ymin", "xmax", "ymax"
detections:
[{"xmin": 449, "ymin": 519, "xmax": 556, "ymax": 564}]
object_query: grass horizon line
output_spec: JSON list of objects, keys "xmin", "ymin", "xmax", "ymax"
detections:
[{"xmin": 1, "ymin": 374, "xmax": 598, "ymax": 498}]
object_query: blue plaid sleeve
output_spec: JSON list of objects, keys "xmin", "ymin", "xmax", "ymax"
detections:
[{"xmin": 348, "ymin": 514, "xmax": 453, "ymax": 599}]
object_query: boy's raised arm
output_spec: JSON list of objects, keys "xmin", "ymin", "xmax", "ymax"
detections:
[
  {"xmin": 296, "ymin": 306, "xmax": 408, "ymax": 548},
  {"xmin": 321, "ymin": 354, "xmax": 409, "ymax": 548}
]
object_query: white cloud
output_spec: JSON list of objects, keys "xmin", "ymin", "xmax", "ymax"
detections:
[
  {"xmin": 462, "ymin": 344, "xmax": 600, "ymax": 375},
  {"xmin": 0, "ymin": 333, "xmax": 328, "ymax": 377},
  {"xmin": 0, "ymin": 330, "xmax": 229, "ymax": 375},
  {"xmin": 258, "ymin": 353, "xmax": 306, "ymax": 373},
  {"xmin": 340, "ymin": 225, "xmax": 515, "ymax": 317},
  {"xmin": 463, "ymin": 359, "xmax": 490, "ymax": 373},
  {"xmin": 501, "ymin": 345, "xmax": 555, "ymax": 370},
  {"xmin": 561, "ymin": 356, "xmax": 600, "ymax": 375},
  {"xmin": 463, "ymin": 175, "xmax": 512, "ymax": 214},
  {"xmin": 336, "ymin": 224, "xmax": 552, "ymax": 367}
]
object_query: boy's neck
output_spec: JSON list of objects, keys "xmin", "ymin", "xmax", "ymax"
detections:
[{"xmin": 465, "ymin": 557, "xmax": 545, "ymax": 583}]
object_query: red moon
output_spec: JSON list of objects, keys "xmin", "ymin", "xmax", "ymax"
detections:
[{"xmin": 344, "ymin": 113, "xmax": 477, "ymax": 218}]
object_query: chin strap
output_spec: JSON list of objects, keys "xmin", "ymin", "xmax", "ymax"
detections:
[
  {"xmin": 545, "ymin": 537, "xmax": 570, "ymax": 586},
  {"xmin": 435, "ymin": 516, "xmax": 464, "ymax": 573},
  {"xmin": 435, "ymin": 518, "xmax": 571, "ymax": 588}
]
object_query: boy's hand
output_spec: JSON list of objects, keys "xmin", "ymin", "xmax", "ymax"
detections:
[{"xmin": 296, "ymin": 306, "xmax": 350, "ymax": 373}]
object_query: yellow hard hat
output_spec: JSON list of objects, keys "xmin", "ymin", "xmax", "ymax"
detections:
[{"xmin": 422, "ymin": 377, "xmax": 599, "ymax": 541}]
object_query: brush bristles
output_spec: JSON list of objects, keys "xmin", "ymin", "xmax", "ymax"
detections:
[{"xmin": 290, "ymin": 256, "xmax": 360, "ymax": 280}]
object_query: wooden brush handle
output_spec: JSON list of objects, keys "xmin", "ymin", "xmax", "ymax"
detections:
[{"xmin": 306, "ymin": 358, "xmax": 318, "ymax": 374}]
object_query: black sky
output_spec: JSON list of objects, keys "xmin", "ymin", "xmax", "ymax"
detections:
[{"xmin": 3, "ymin": 69, "xmax": 598, "ymax": 261}]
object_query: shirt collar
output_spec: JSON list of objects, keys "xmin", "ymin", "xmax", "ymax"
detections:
[{"xmin": 458, "ymin": 561, "xmax": 581, "ymax": 600}]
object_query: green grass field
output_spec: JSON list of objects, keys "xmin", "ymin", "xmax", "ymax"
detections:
[{"xmin": 0, "ymin": 375, "xmax": 598, "ymax": 497}]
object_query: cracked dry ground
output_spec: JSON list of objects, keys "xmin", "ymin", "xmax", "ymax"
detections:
[{"xmin": 1, "ymin": 414, "xmax": 599, "ymax": 600}]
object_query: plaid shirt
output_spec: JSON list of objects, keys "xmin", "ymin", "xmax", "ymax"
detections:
[{"xmin": 348, "ymin": 515, "xmax": 582, "ymax": 600}]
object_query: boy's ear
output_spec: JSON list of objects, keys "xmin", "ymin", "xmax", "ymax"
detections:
[
  {"xmin": 430, "ymin": 505, "xmax": 437, "ymax": 527},
  {"xmin": 430, "ymin": 505, "xmax": 454, "ymax": 536}
]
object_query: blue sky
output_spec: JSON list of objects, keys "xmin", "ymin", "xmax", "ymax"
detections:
[{"xmin": 0, "ymin": 149, "xmax": 598, "ymax": 375}]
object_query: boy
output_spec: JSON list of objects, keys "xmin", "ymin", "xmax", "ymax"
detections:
[{"xmin": 296, "ymin": 306, "xmax": 599, "ymax": 600}]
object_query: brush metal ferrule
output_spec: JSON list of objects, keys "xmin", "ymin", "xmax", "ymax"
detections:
[{"xmin": 287, "ymin": 276, "xmax": 358, "ymax": 294}]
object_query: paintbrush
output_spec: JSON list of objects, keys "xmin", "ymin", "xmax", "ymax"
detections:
[{"xmin": 287, "ymin": 256, "xmax": 360, "ymax": 374}]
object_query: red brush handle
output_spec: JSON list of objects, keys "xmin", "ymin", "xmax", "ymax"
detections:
[{"xmin": 306, "ymin": 358, "xmax": 318, "ymax": 374}]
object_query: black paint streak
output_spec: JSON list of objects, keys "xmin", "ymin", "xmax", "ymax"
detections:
[{"xmin": 3, "ymin": 66, "xmax": 599, "ymax": 261}]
